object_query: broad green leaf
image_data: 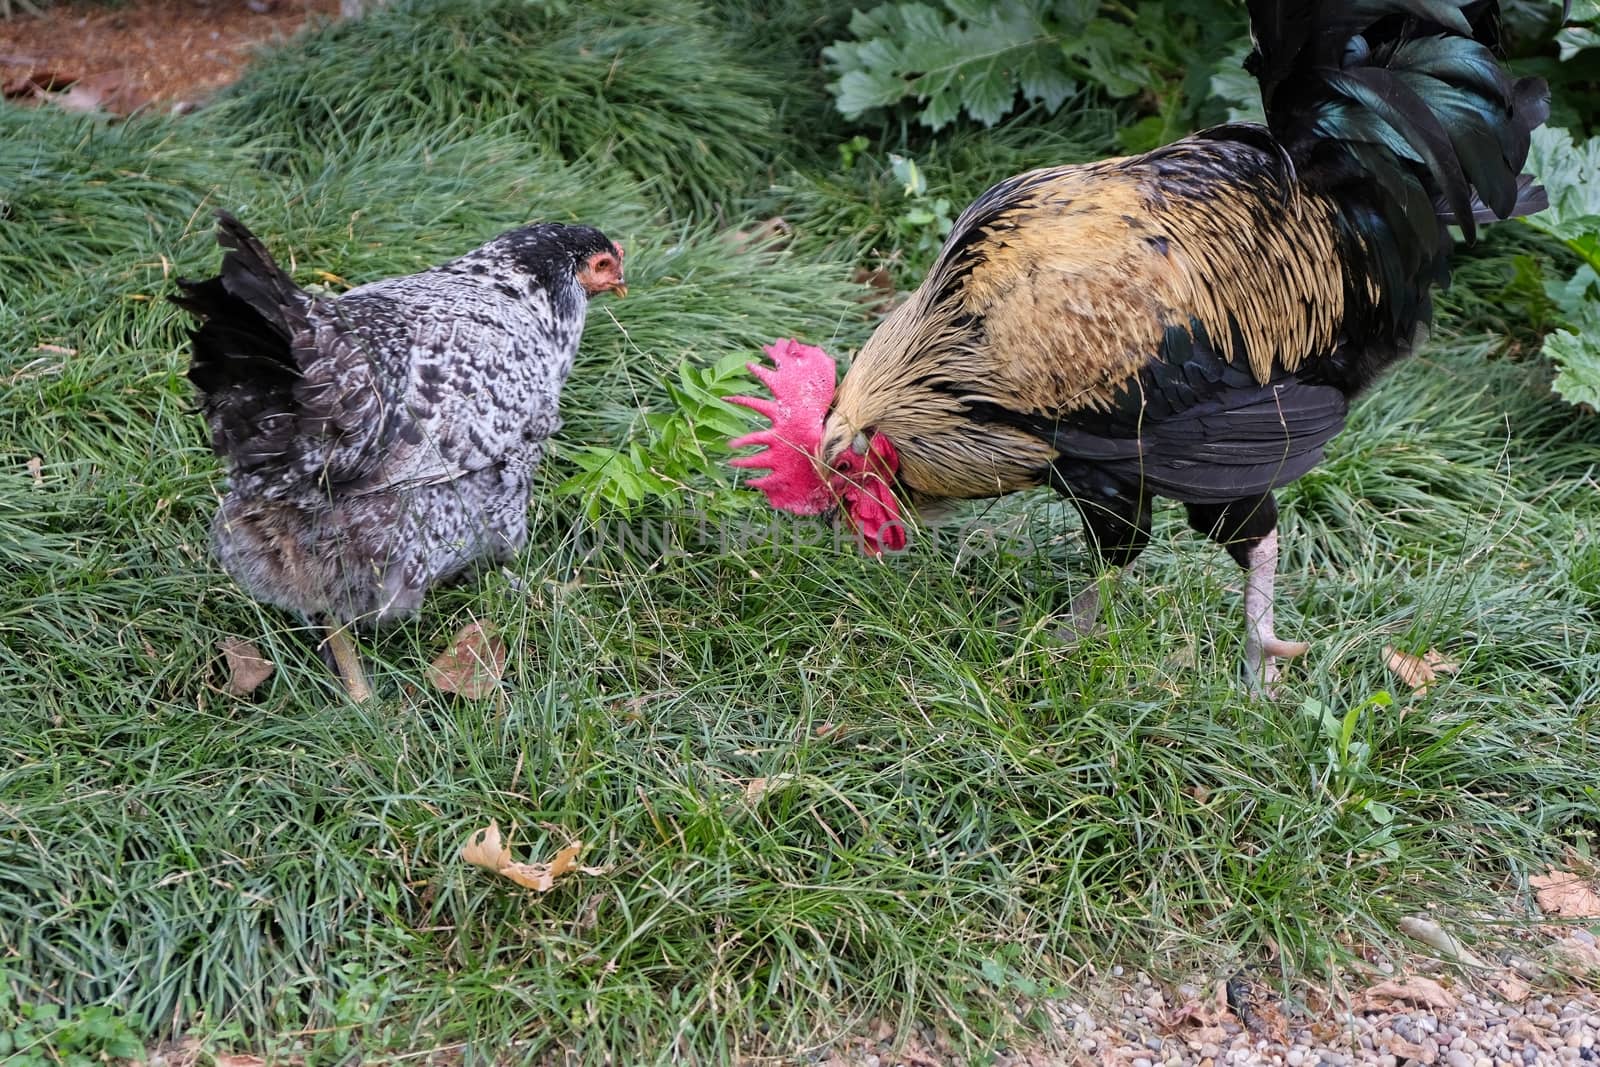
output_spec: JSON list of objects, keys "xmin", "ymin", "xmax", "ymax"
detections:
[
  {"xmin": 1017, "ymin": 47, "xmax": 1078, "ymax": 110},
  {"xmin": 834, "ymin": 68, "xmax": 911, "ymax": 118},
  {"xmin": 1523, "ymin": 126, "xmax": 1600, "ymax": 252},
  {"xmin": 1545, "ymin": 300, "xmax": 1600, "ymax": 408},
  {"xmin": 1208, "ymin": 39, "xmax": 1264, "ymax": 124}
]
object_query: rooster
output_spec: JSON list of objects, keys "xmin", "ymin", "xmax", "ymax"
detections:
[
  {"xmin": 730, "ymin": 0, "xmax": 1553, "ymax": 691},
  {"xmin": 173, "ymin": 213, "xmax": 625, "ymax": 700}
]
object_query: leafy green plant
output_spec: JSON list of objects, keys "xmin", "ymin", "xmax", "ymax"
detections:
[
  {"xmin": 1301, "ymin": 692, "xmax": 1405, "ymax": 863},
  {"xmin": 887, "ymin": 151, "xmax": 956, "ymax": 268},
  {"xmin": 824, "ymin": 0, "xmax": 1247, "ymax": 148},
  {"xmin": 556, "ymin": 351, "xmax": 758, "ymax": 519},
  {"xmin": 1557, "ymin": 0, "xmax": 1600, "ymax": 60},
  {"xmin": 0, "ymin": 980, "xmax": 143, "ymax": 1067},
  {"xmin": 1522, "ymin": 125, "xmax": 1600, "ymax": 406}
]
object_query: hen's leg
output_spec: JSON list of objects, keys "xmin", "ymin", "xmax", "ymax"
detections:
[
  {"xmin": 319, "ymin": 619, "xmax": 373, "ymax": 703},
  {"xmin": 1186, "ymin": 495, "xmax": 1309, "ymax": 693},
  {"xmin": 1062, "ymin": 491, "xmax": 1152, "ymax": 637}
]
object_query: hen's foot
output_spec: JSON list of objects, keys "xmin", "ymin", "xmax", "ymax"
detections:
[{"xmin": 321, "ymin": 624, "xmax": 373, "ymax": 703}]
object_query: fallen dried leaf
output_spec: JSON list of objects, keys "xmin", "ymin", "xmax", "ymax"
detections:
[
  {"xmin": 212, "ymin": 1056, "xmax": 267, "ymax": 1067},
  {"xmin": 1383, "ymin": 645, "xmax": 1459, "ymax": 695},
  {"xmin": 1161, "ymin": 997, "xmax": 1223, "ymax": 1035},
  {"xmin": 851, "ymin": 265, "xmax": 899, "ymax": 314},
  {"xmin": 1509, "ymin": 1014, "xmax": 1555, "ymax": 1051},
  {"xmin": 742, "ymin": 773, "xmax": 794, "ymax": 804},
  {"xmin": 25, "ymin": 455, "xmax": 43, "ymax": 487},
  {"xmin": 218, "ymin": 636, "xmax": 273, "ymax": 697},
  {"xmin": 43, "ymin": 70, "xmax": 148, "ymax": 116},
  {"xmin": 461, "ymin": 821, "xmax": 603, "ymax": 892},
  {"xmin": 1551, "ymin": 934, "xmax": 1600, "ymax": 975},
  {"xmin": 1529, "ymin": 867, "xmax": 1600, "ymax": 919},
  {"xmin": 1493, "ymin": 972, "xmax": 1531, "ymax": 1003},
  {"xmin": 1352, "ymin": 975, "xmax": 1456, "ymax": 1013},
  {"xmin": 2, "ymin": 70, "xmax": 75, "ymax": 98},
  {"xmin": 1381, "ymin": 1036, "xmax": 1432, "ymax": 1062},
  {"xmin": 723, "ymin": 216, "xmax": 791, "ymax": 252},
  {"xmin": 427, "ymin": 620, "xmax": 507, "ymax": 698}
]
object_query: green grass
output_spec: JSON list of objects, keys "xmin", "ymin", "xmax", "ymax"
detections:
[
  {"xmin": 207, "ymin": 0, "xmax": 798, "ymax": 220},
  {"xmin": 2, "ymin": 0, "xmax": 1598, "ymax": 1062}
]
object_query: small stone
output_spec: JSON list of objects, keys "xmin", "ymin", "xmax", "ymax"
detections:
[
  {"xmin": 1523, "ymin": 1045, "xmax": 1540, "ymax": 1065},
  {"xmin": 1131, "ymin": 1058, "xmax": 1153, "ymax": 1067},
  {"xmin": 863, "ymin": 1057, "xmax": 879, "ymax": 1067},
  {"xmin": 1287, "ymin": 1049, "xmax": 1306, "ymax": 1066},
  {"xmin": 1447, "ymin": 1051, "xmax": 1475, "ymax": 1067},
  {"xmin": 1112, "ymin": 965, "xmax": 1125, "ymax": 977},
  {"xmin": 1475, "ymin": 1058, "xmax": 1492, "ymax": 1067}
]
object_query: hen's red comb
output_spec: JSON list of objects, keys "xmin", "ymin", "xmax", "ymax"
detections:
[{"xmin": 727, "ymin": 339, "xmax": 838, "ymax": 516}]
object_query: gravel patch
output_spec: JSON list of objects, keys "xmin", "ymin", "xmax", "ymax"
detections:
[{"xmin": 1015, "ymin": 982, "xmax": 1600, "ymax": 1067}]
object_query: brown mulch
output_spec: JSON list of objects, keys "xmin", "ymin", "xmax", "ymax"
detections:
[{"xmin": 1, "ymin": 0, "xmax": 340, "ymax": 113}]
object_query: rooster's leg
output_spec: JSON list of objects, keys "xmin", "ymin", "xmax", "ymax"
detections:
[
  {"xmin": 1059, "ymin": 491, "xmax": 1152, "ymax": 639},
  {"xmin": 320, "ymin": 620, "xmax": 373, "ymax": 703},
  {"xmin": 1187, "ymin": 496, "xmax": 1309, "ymax": 694},
  {"xmin": 1241, "ymin": 529, "xmax": 1310, "ymax": 693}
]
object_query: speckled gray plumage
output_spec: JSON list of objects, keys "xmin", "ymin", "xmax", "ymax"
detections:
[{"xmin": 175, "ymin": 214, "xmax": 618, "ymax": 626}]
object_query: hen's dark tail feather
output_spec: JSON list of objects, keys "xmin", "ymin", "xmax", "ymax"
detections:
[
  {"xmin": 171, "ymin": 212, "xmax": 311, "ymax": 463},
  {"xmin": 1245, "ymin": 0, "xmax": 1552, "ymax": 263}
]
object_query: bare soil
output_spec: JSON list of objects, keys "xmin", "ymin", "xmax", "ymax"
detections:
[{"xmin": 1, "ymin": 0, "xmax": 339, "ymax": 113}]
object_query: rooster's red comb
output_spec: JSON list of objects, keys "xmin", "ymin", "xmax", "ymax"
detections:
[{"xmin": 727, "ymin": 339, "xmax": 838, "ymax": 516}]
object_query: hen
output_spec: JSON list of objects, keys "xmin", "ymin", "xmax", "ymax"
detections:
[
  {"xmin": 173, "ymin": 213, "xmax": 626, "ymax": 699},
  {"xmin": 731, "ymin": 0, "xmax": 1552, "ymax": 691}
]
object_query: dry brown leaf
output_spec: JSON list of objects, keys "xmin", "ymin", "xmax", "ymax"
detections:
[
  {"xmin": 1529, "ymin": 867, "xmax": 1600, "ymax": 919},
  {"xmin": 1383, "ymin": 645, "xmax": 1459, "ymax": 695},
  {"xmin": 1551, "ymin": 934, "xmax": 1600, "ymax": 975},
  {"xmin": 44, "ymin": 71, "xmax": 148, "ymax": 115},
  {"xmin": 1161, "ymin": 997, "xmax": 1225, "ymax": 1038},
  {"xmin": 1509, "ymin": 1014, "xmax": 1555, "ymax": 1051},
  {"xmin": 723, "ymin": 216, "xmax": 792, "ymax": 253},
  {"xmin": 218, "ymin": 636, "xmax": 273, "ymax": 697},
  {"xmin": 742, "ymin": 773, "xmax": 794, "ymax": 804},
  {"xmin": 1381, "ymin": 1036, "xmax": 1433, "ymax": 1062},
  {"xmin": 1, "ymin": 70, "xmax": 75, "ymax": 99},
  {"xmin": 25, "ymin": 455, "xmax": 43, "ymax": 487},
  {"xmin": 427, "ymin": 620, "xmax": 507, "ymax": 698},
  {"xmin": 851, "ymin": 266, "xmax": 900, "ymax": 314},
  {"xmin": 460, "ymin": 821, "xmax": 603, "ymax": 892},
  {"xmin": 1494, "ymin": 972, "xmax": 1531, "ymax": 1003},
  {"xmin": 212, "ymin": 1056, "xmax": 268, "ymax": 1067},
  {"xmin": 1352, "ymin": 975, "xmax": 1457, "ymax": 1013}
]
